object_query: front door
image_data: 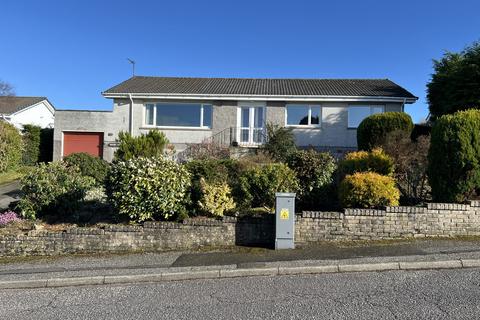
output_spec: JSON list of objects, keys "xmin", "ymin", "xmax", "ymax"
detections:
[{"xmin": 238, "ymin": 106, "xmax": 265, "ymax": 146}]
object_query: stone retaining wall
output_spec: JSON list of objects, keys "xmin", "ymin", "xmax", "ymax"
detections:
[
  {"xmin": 1, "ymin": 202, "xmax": 480, "ymax": 256},
  {"xmin": 296, "ymin": 201, "xmax": 480, "ymax": 242}
]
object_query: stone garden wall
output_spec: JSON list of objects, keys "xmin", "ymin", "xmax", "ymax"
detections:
[{"xmin": 2, "ymin": 201, "xmax": 480, "ymax": 256}]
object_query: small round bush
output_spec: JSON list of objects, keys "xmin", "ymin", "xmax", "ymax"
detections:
[
  {"xmin": 357, "ymin": 112, "xmax": 414, "ymax": 151},
  {"xmin": 107, "ymin": 157, "xmax": 191, "ymax": 222},
  {"xmin": 339, "ymin": 148, "xmax": 394, "ymax": 177},
  {"xmin": 239, "ymin": 163, "xmax": 299, "ymax": 210},
  {"xmin": 287, "ymin": 149, "xmax": 337, "ymax": 210},
  {"xmin": 428, "ymin": 109, "xmax": 480, "ymax": 202},
  {"xmin": 198, "ymin": 179, "xmax": 236, "ymax": 217},
  {"xmin": 19, "ymin": 162, "xmax": 94, "ymax": 220},
  {"xmin": 0, "ymin": 121, "xmax": 23, "ymax": 172},
  {"xmin": 339, "ymin": 172, "xmax": 400, "ymax": 208},
  {"xmin": 64, "ymin": 152, "xmax": 110, "ymax": 185}
]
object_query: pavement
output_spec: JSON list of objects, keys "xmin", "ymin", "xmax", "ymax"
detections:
[
  {"xmin": 2, "ymin": 239, "xmax": 480, "ymax": 289},
  {"xmin": 1, "ymin": 268, "xmax": 480, "ymax": 319},
  {"xmin": 0, "ymin": 181, "xmax": 21, "ymax": 209}
]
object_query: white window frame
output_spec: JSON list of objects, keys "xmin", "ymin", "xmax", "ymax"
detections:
[
  {"xmin": 285, "ymin": 104, "xmax": 322, "ymax": 128},
  {"xmin": 347, "ymin": 105, "xmax": 385, "ymax": 129},
  {"xmin": 143, "ymin": 102, "xmax": 212, "ymax": 129}
]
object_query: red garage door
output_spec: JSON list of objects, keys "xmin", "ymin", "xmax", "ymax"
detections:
[{"xmin": 63, "ymin": 132, "xmax": 104, "ymax": 158}]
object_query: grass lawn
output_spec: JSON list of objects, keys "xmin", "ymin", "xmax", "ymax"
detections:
[{"xmin": 0, "ymin": 167, "xmax": 33, "ymax": 185}]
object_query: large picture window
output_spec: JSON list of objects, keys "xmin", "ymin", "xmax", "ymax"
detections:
[
  {"xmin": 286, "ymin": 104, "xmax": 321, "ymax": 126},
  {"xmin": 347, "ymin": 105, "xmax": 384, "ymax": 128},
  {"xmin": 144, "ymin": 103, "xmax": 212, "ymax": 128}
]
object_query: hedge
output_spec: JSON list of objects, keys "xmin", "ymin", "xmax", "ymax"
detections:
[
  {"xmin": 357, "ymin": 112, "xmax": 414, "ymax": 151},
  {"xmin": 428, "ymin": 109, "xmax": 480, "ymax": 202},
  {"xmin": 22, "ymin": 125, "xmax": 41, "ymax": 166},
  {"xmin": 0, "ymin": 121, "xmax": 22, "ymax": 172}
]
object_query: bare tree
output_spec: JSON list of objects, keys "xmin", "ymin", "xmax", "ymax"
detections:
[{"xmin": 0, "ymin": 80, "xmax": 15, "ymax": 96}]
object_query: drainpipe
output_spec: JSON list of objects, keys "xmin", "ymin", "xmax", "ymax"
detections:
[
  {"xmin": 128, "ymin": 93, "xmax": 134, "ymax": 135},
  {"xmin": 402, "ymin": 98, "xmax": 406, "ymax": 113}
]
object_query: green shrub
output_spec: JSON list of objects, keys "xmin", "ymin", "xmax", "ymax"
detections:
[
  {"xmin": 263, "ymin": 123, "xmax": 297, "ymax": 162},
  {"xmin": 339, "ymin": 148, "xmax": 394, "ymax": 177},
  {"xmin": 18, "ymin": 162, "xmax": 94, "ymax": 220},
  {"xmin": 339, "ymin": 172, "xmax": 400, "ymax": 208},
  {"xmin": 184, "ymin": 158, "xmax": 248, "ymax": 214},
  {"xmin": 357, "ymin": 112, "xmax": 414, "ymax": 151},
  {"xmin": 239, "ymin": 163, "xmax": 299, "ymax": 210},
  {"xmin": 114, "ymin": 130, "xmax": 169, "ymax": 161},
  {"xmin": 107, "ymin": 157, "xmax": 191, "ymax": 222},
  {"xmin": 22, "ymin": 125, "xmax": 41, "ymax": 165},
  {"xmin": 287, "ymin": 149, "xmax": 337, "ymax": 210},
  {"xmin": 198, "ymin": 179, "xmax": 236, "ymax": 217},
  {"xmin": 0, "ymin": 121, "xmax": 23, "ymax": 172},
  {"xmin": 63, "ymin": 152, "xmax": 110, "ymax": 185},
  {"xmin": 39, "ymin": 128, "xmax": 53, "ymax": 163},
  {"xmin": 428, "ymin": 109, "xmax": 480, "ymax": 202}
]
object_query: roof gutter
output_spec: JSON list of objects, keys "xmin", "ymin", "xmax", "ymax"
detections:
[{"xmin": 102, "ymin": 92, "xmax": 418, "ymax": 104}]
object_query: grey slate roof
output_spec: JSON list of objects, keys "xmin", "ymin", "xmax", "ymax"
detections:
[
  {"xmin": 103, "ymin": 76, "xmax": 417, "ymax": 99},
  {"xmin": 0, "ymin": 96, "xmax": 48, "ymax": 115}
]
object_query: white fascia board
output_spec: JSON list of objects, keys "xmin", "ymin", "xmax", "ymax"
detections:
[{"xmin": 102, "ymin": 92, "xmax": 418, "ymax": 104}]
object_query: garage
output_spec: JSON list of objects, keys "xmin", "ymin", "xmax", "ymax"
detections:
[{"xmin": 63, "ymin": 132, "xmax": 104, "ymax": 158}]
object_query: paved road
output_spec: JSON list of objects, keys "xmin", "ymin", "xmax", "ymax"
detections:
[
  {"xmin": 1, "ymin": 268, "xmax": 480, "ymax": 319},
  {"xmin": 0, "ymin": 181, "xmax": 21, "ymax": 209}
]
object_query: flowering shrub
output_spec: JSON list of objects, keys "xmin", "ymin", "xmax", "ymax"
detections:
[
  {"xmin": 198, "ymin": 179, "xmax": 236, "ymax": 217},
  {"xmin": 0, "ymin": 211, "xmax": 20, "ymax": 226},
  {"xmin": 107, "ymin": 157, "xmax": 191, "ymax": 222},
  {"xmin": 339, "ymin": 172, "xmax": 400, "ymax": 208},
  {"xmin": 19, "ymin": 162, "xmax": 94, "ymax": 220}
]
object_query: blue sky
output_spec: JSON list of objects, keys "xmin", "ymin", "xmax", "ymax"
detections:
[{"xmin": 1, "ymin": 0, "xmax": 479, "ymax": 123}]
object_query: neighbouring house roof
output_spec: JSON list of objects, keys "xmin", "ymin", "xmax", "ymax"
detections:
[
  {"xmin": 0, "ymin": 96, "xmax": 54, "ymax": 115},
  {"xmin": 103, "ymin": 76, "xmax": 417, "ymax": 101}
]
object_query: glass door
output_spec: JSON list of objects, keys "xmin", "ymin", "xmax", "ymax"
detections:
[{"xmin": 239, "ymin": 106, "xmax": 265, "ymax": 146}]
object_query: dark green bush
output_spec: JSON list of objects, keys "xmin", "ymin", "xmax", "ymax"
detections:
[
  {"xmin": 114, "ymin": 130, "xmax": 169, "ymax": 161},
  {"xmin": 239, "ymin": 163, "xmax": 299, "ymax": 210},
  {"xmin": 287, "ymin": 149, "xmax": 337, "ymax": 210},
  {"xmin": 64, "ymin": 152, "xmax": 110, "ymax": 185},
  {"xmin": 107, "ymin": 157, "xmax": 191, "ymax": 222},
  {"xmin": 428, "ymin": 109, "xmax": 480, "ymax": 202},
  {"xmin": 357, "ymin": 112, "xmax": 414, "ymax": 151},
  {"xmin": 263, "ymin": 123, "xmax": 297, "ymax": 162},
  {"xmin": 0, "ymin": 121, "xmax": 22, "ymax": 172},
  {"xmin": 22, "ymin": 125, "xmax": 41, "ymax": 166},
  {"xmin": 19, "ymin": 162, "xmax": 94, "ymax": 220},
  {"xmin": 338, "ymin": 148, "xmax": 394, "ymax": 177}
]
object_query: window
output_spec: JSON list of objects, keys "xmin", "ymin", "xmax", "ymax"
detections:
[
  {"xmin": 144, "ymin": 103, "xmax": 212, "ymax": 128},
  {"xmin": 347, "ymin": 105, "xmax": 384, "ymax": 128},
  {"xmin": 145, "ymin": 104, "xmax": 154, "ymax": 125},
  {"xmin": 286, "ymin": 105, "xmax": 322, "ymax": 126}
]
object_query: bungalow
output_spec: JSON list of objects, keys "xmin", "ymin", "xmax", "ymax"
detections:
[
  {"xmin": 53, "ymin": 76, "xmax": 417, "ymax": 161},
  {"xmin": 0, "ymin": 96, "xmax": 55, "ymax": 129}
]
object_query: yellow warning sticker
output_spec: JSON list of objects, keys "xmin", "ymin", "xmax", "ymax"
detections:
[{"xmin": 280, "ymin": 208, "xmax": 289, "ymax": 220}]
